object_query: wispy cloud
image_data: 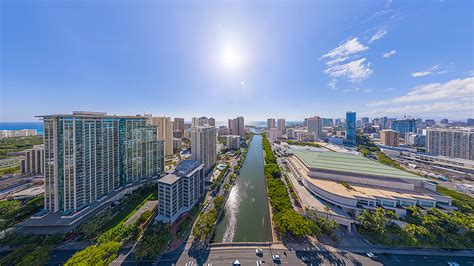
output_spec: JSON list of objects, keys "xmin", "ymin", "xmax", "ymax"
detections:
[
  {"xmin": 382, "ymin": 50, "xmax": 396, "ymax": 58},
  {"xmin": 410, "ymin": 64, "xmax": 447, "ymax": 77},
  {"xmin": 324, "ymin": 58, "xmax": 373, "ymax": 81},
  {"xmin": 321, "ymin": 38, "xmax": 368, "ymax": 59},
  {"xmin": 366, "ymin": 77, "xmax": 474, "ymax": 115},
  {"xmin": 393, "ymin": 77, "xmax": 474, "ymax": 103},
  {"xmin": 240, "ymin": 81, "xmax": 246, "ymax": 88},
  {"xmin": 366, "ymin": 100, "xmax": 473, "ymax": 117},
  {"xmin": 369, "ymin": 27, "xmax": 388, "ymax": 43},
  {"xmin": 341, "ymin": 88, "xmax": 372, "ymax": 94}
]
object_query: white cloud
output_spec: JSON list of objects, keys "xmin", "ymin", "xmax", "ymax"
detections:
[
  {"xmin": 321, "ymin": 38, "xmax": 368, "ymax": 59},
  {"xmin": 393, "ymin": 77, "xmax": 474, "ymax": 103},
  {"xmin": 410, "ymin": 64, "xmax": 447, "ymax": 77},
  {"xmin": 366, "ymin": 77, "xmax": 474, "ymax": 116},
  {"xmin": 411, "ymin": 71, "xmax": 431, "ymax": 77},
  {"xmin": 382, "ymin": 50, "xmax": 396, "ymax": 58},
  {"xmin": 341, "ymin": 88, "xmax": 373, "ymax": 94},
  {"xmin": 240, "ymin": 81, "xmax": 246, "ymax": 88},
  {"xmin": 366, "ymin": 100, "xmax": 473, "ymax": 117},
  {"xmin": 369, "ymin": 27, "xmax": 388, "ymax": 43},
  {"xmin": 324, "ymin": 58, "xmax": 373, "ymax": 81}
]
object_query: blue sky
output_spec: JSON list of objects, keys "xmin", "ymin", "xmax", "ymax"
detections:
[{"xmin": 1, "ymin": 0, "xmax": 473, "ymax": 122}]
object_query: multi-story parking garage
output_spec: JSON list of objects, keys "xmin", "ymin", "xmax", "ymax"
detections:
[{"xmin": 287, "ymin": 150, "xmax": 453, "ymax": 217}]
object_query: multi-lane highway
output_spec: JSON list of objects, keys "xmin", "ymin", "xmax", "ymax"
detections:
[{"xmin": 158, "ymin": 245, "xmax": 473, "ymax": 266}]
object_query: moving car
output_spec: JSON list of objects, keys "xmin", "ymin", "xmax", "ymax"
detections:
[
  {"xmin": 256, "ymin": 248, "xmax": 263, "ymax": 255},
  {"xmin": 272, "ymin": 254, "xmax": 281, "ymax": 261},
  {"xmin": 366, "ymin": 252, "xmax": 377, "ymax": 259}
]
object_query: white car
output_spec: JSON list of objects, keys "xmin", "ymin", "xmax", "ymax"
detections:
[
  {"xmin": 272, "ymin": 254, "xmax": 281, "ymax": 261},
  {"xmin": 366, "ymin": 252, "xmax": 377, "ymax": 258},
  {"xmin": 256, "ymin": 248, "xmax": 263, "ymax": 255}
]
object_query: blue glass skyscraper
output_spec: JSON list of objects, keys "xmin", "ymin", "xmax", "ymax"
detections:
[
  {"xmin": 346, "ymin": 111, "xmax": 356, "ymax": 145},
  {"xmin": 391, "ymin": 119, "xmax": 417, "ymax": 137}
]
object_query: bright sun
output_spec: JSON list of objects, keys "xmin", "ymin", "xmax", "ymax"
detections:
[{"xmin": 221, "ymin": 45, "xmax": 243, "ymax": 69}]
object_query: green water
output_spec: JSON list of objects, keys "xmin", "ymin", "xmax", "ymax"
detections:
[{"xmin": 213, "ymin": 134, "xmax": 272, "ymax": 242}]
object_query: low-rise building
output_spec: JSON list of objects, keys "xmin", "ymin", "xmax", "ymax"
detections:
[
  {"xmin": 0, "ymin": 129, "xmax": 38, "ymax": 139},
  {"xmin": 296, "ymin": 131, "xmax": 315, "ymax": 142},
  {"xmin": 380, "ymin": 129, "xmax": 400, "ymax": 147},
  {"xmin": 287, "ymin": 150, "xmax": 452, "ymax": 217},
  {"xmin": 156, "ymin": 160, "xmax": 205, "ymax": 223}
]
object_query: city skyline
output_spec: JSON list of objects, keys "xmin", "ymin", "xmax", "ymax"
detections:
[{"xmin": 2, "ymin": 0, "xmax": 473, "ymax": 121}]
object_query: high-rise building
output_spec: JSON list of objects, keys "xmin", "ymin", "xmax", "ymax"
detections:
[
  {"xmin": 39, "ymin": 112, "xmax": 164, "ymax": 213},
  {"xmin": 345, "ymin": 112, "xmax": 356, "ymax": 145},
  {"xmin": 380, "ymin": 129, "xmax": 400, "ymax": 147},
  {"xmin": 192, "ymin": 117, "xmax": 210, "ymax": 127},
  {"xmin": 267, "ymin": 118, "xmax": 276, "ymax": 129},
  {"xmin": 307, "ymin": 116, "xmax": 323, "ymax": 139},
  {"xmin": 425, "ymin": 119, "xmax": 436, "ymax": 127},
  {"xmin": 407, "ymin": 133, "xmax": 425, "ymax": 147},
  {"xmin": 426, "ymin": 128, "xmax": 474, "ymax": 160},
  {"xmin": 322, "ymin": 118, "xmax": 334, "ymax": 127},
  {"xmin": 440, "ymin": 119, "xmax": 449, "ymax": 125},
  {"xmin": 173, "ymin": 138, "xmax": 183, "ymax": 153},
  {"xmin": 277, "ymin": 118, "xmax": 286, "ymax": 135},
  {"xmin": 361, "ymin": 117, "xmax": 369, "ymax": 128},
  {"xmin": 391, "ymin": 118, "xmax": 417, "ymax": 138},
  {"xmin": 173, "ymin": 117, "xmax": 185, "ymax": 135},
  {"xmin": 226, "ymin": 135, "xmax": 241, "ymax": 150},
  {"xmin": 335, "ymin": 118, "xmax": 343, "ymax": 127},
  {"xmin": 379, "ymin": 117, "xmax": 388, "ymax": 129},
  {"xmin": 191, "ymin": 126, "xmax": 217, "ymax": 173},
  {"xmin": 208, "ymin": 117, "xmax": 216, "ymax": 127},
  {"xmin": 156, "ymin": 160, "xmax": 204, "ymax": 223},
  {"xmin": 287, "ymin": 128, "xmax": 296, "ymax": 139},
  {"xmin": 268, "ymin": 128, "xmax": 279, "ymax": 143},
  {"xmin": 150, "ymin": 116, "xmax": 174, "ymax": 156},
  {"xmin": 217, "ymin": 126, "xmax": 229, "ymax": 136},
  {"xmin": 467, "ymin": 119, "xmax": 474, "ymax": 126},
  {"xmin": 228, "ymin": 116, "xmax": 245, "ymax": 137},
  {"xmin": 20, "ymin": 144, "xmax": 44, "ymax": 175}
]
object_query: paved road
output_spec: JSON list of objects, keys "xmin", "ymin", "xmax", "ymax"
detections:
[{"xmin": 158, "ymin": 246, "xmax": 474, "ymax": 266}]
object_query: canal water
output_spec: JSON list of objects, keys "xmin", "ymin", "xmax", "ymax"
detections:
[{"xmin": 213, "ymin": 134, "xmax": 272, "ymax": 242}]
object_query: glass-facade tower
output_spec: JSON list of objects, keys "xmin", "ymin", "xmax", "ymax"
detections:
[
  {"xmin": 346, "ymin": 111, "xmax": 356, "ymax": 145},
  {"xmin": 40, "ymin": 112, "xmax": 164, "ymax": 213}
]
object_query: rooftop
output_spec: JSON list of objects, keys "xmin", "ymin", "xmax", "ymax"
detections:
[
  {"xmin": 293, "ymin": 150, "xmax": 425, "ymax": 181},
  {"xmin": 158, "ymin": 173, "xmax": 181, "ymax": 185},
  {"xmin": 306, "ymin": 177, "xmax": 439, "ymax": 202}
]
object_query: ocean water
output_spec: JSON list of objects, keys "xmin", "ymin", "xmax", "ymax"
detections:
[{"xmin": 0, "ymin": 122, "xmax": 44, "ymax": 134}]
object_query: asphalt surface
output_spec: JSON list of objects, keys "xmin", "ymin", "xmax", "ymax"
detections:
[{"xmin": 157, "ymin": 246, "xmax": 474, "ymax": 266}]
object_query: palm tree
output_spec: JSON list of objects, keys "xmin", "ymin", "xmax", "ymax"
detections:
[{"xmin": 324, "ymin": 205, "xmax": 331, "ymax": 220}]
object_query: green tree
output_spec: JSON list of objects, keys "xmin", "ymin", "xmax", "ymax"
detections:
[
  {"xmin": 264, "ymin": 163, "xmax": 281, "ymax": 178},
  {"xmin": 357, "ymin": 208, "xmax": 397, "ymax": 236},
  {"xmin": 65, "ymin": 241, "xmax": 121, "ymax": 266},
  {"xmin": 214, "ymin": 195, "xmax": 226, "ymax": 210}
]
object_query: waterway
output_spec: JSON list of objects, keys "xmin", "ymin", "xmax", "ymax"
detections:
[{"xmin": 212, "ymin": 134, "xmax": 272, "ymax": 242}]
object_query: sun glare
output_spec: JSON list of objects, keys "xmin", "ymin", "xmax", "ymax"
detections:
[{"xmin": 221, "ymin": 45, "xmax": 243, "ymax": 69}]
